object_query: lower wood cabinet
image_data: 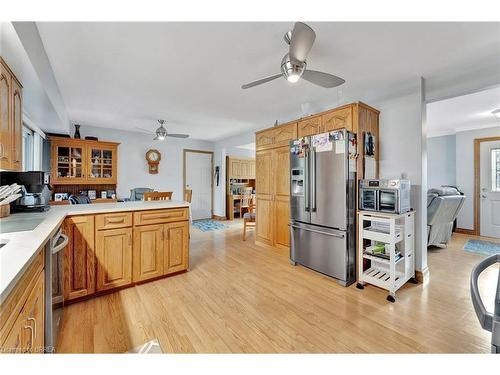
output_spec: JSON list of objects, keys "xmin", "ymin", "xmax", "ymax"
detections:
[
  {"xmin": 164, "ymin": 221, "xmax": 189, "ymax": 274},
  {"xmin": 63, "ymin": 215, "xmax": 95, "ymax": 301},
  {"xmin": 95, "ymin": 227, "xmax": 132, "ymax": 291},
  {"xmin": 132, "ymin": 224, "xmax": 164, "ymax": 282}
]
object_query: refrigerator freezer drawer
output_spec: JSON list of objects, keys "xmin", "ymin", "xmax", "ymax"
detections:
[{"xmin": 290, "ymin": 223, "xmax": 350, "ymax": 285}]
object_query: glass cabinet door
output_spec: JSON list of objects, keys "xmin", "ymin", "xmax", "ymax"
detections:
[
  {"xmin": 89, "ymin": 147, "xmax": 114, "ymax": 181},
  {"xmin": 55, "ymin": 145, "xmax": 83, "ymax": 179}
]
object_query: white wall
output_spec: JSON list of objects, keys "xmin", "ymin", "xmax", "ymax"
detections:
[
  {"xmin": 455, "ymin": 126, "xmax": 500, "ymax": 230},
  {"xmin": 79, "ymin": 125, "xmax": 214, "ymax": 201},
  {"xmin": 427, "ymin": 135, "xmax": 456, "ymax": 188},
  {"xmin": 213, "ymin": 130, "xmax": 256, "ymax": 217},
  {"xmin": 372, "ymin": 86, "xmax": 427, "ymax": 272}
]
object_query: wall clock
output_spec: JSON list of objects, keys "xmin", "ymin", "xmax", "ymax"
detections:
[{"xmin": 146, "ymin": 149, "xmax": 161, "ymax": 174}]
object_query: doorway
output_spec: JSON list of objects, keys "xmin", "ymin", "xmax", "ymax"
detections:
[
  {"xmin": 478, "ymin": 138, "xmax": 500, "ymax": 238},
  {"xmin": 183, "ymin": 149, "xmax": 213, "ymax": 220}
]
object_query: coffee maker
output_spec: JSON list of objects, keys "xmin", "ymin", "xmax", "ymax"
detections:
[{"xmin": 0, "ymin": 171, "xmax": 52, "ymax": 212}]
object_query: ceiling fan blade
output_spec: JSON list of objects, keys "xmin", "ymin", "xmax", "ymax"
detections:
[
  {"xmin": 301, "ymin": 70, "xmax": 345, "ymax": 88},
  {"xmin": 241, "ymin": 74, "xmax": 282, "ymax": 89},
  {"xmin": 135, "ymin": 127, "xmax": 154, "ymax": 134},
  {"xmin": 167, "ymin": 133, "xmax": 190, "ymax": 138},
  {"xmin": 289, "ymin": 22, "xmax": 316, "ymax": 62}
]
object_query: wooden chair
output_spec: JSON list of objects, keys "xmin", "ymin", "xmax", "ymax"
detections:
[
  {"xmin": 143, "ymin": 191, "xmax": 173, "ymax": 201},
  {"xmin": 242, "ymin": 202, "xmax": 256, "ymax": 241},
  {"xmin": 239, "ymin": 187, "xmax": 253, "ymax": 218},
  {"xmin": 184, "ymin": 188, "xmax": 193, "ymax": 203}
]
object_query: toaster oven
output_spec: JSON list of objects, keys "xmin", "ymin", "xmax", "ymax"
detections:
[{"xmin": 359, "ymin": 179, "xmax": 411, "ymax": 214}]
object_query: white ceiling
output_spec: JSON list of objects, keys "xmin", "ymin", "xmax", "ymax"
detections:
[
  {"xmin": 36, "ymin": 22, "xmax": 500, "ymax": 141},
  {"xmin": 427, "ymin": 86, "xmax": 500, "ymax": 137}
]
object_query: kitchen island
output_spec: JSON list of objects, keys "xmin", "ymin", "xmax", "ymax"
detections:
[{"xmin": 0, "ymin": 200, "xmax": 190, "ymax": 353}]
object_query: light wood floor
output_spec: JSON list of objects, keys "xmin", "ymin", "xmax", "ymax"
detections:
[{"xmin": 58, "ymin": 221, "xmax": 499, "ymax": 353}]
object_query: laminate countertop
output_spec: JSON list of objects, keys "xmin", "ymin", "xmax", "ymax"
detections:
[{"xmin": 0, "ymin": 200, "xmax": 190, "ymax": 303}]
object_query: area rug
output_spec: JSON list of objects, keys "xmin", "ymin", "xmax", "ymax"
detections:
[
  {"xmin": 463, "ymin": 239, "xmax": 500, "ymax": 256},
  {"xmin": 192, "ymin": 219, "xmax": 228, "ymax": 232},
  {"xmin": 127, "ymin": 338, "xmax": 163, "ymax": 354}
]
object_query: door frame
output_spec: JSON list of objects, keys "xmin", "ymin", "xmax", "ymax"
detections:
[
  {"xmin": 471, "ymin": 136, "xmax": 500, "ymax": 236},
  {"xmin": 183, "ymin": 149, "xmax": 214, "ymax": 219}
]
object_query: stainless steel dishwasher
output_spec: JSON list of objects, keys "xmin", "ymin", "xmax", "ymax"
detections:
[
  {"xmin": 470, "ymin": 254, "xmax": 500, "ymax": 353},
  {"xmin": 44, "ymin": 227, "xmax": 68, "ymax": 353}
]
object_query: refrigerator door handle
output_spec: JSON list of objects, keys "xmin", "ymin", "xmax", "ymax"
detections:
[
  {"xmin": 290, "ymin": 224, "xmax": 345, "ymax": 238},
  {"xmin": 305, "ymin": 148, "xmax": 310, "ymax": 212},
  {"xmin": 311, "ymin": 148, "xmax": 317, "ymax": 212}
]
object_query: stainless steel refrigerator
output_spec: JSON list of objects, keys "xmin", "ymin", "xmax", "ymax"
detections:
[{"xmin": 289, "ymin": 129, "xmax": 357, "ymax": 286}]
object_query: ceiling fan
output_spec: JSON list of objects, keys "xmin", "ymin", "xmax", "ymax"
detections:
[
  {"xmin": 242, "ymin": 22, "xmax": 345, "ymax": 90},
  {"xmin": 136, "ymin": 120, "xmax": 189, "ymax": 140}
]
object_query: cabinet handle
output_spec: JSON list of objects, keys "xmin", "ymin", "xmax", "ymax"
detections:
[
  {"xmin": 27, "ymin": 317, "xmax": 37, "ymax": 341},
  {"xmin": 24, "ymin": 324, "xmax": 34, "ymax": 350},
  {"xmin": 107, "ymin": 217, "xmax": 125, "ymax": 224}
]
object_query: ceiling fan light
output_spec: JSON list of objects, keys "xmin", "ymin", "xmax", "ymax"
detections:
[
  {"xmin": 281, "ymin": 53, "xmax": 306, "ymax": 84},
  {"xmin": 287, "ymin": 74, "xmax": 300, "ymax": 83}
]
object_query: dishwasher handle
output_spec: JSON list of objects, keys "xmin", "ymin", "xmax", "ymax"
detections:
[
  {"xmin": 51, "ymin": 233, "xmax": 69, "ymax": 254},
  {"xmin": 470, "ymin": 254, "xmax": 499, "ymax": 332}
]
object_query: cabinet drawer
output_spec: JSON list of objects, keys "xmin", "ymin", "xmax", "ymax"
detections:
[
  {"xmin": 95, "ymin": 212, "xmax": 132, "ymax": 230},
  {"xmin": 134, "ymin": 208, "xmax": 189, "ymax": 226}
]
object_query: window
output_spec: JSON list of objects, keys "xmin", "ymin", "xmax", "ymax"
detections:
[
  {"xmin": 492, "ymin": 148, "xmax": 500, "ymax": 192},
  {"xmin": 22, "ymin": 126, "xmax": 34, "ymax": 171}
]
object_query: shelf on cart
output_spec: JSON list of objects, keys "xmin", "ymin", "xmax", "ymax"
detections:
[
  {"xmin": 363, "ymin": 252, "xmax": 403, "ymax": 265},
  {"xmin": 363, "ymin": 226, "xmax": 403, "ymax": 243},
  {"xmin": 362, "ymin": 266, "xmax": 404, "ymax": 289}
]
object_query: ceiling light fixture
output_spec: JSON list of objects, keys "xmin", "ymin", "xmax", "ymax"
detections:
[{"xmin": 492, "ymin": 109, "xmax": 500, "ymax": 118}]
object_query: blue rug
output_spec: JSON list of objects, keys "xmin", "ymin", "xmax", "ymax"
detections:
[
  {"xmin": 192, "ymin": 219, "xmax": 228, "ymax": 232},
  {"xmin": 464, "ymin": 239, "xmax": 500, "ymax": 256}
]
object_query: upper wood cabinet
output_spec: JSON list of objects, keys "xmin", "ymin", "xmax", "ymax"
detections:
[
  {"xmin": 256, "ymin": 121, "xmax": 297, "ymax": 151},
  {"xmin": 227, "ymin": 157, "xmax": 255, "ymax": 179},
  {"xmin": 95, "ymin": 227, "xmax": 132, "ymax": 291},
  {"xmin": 321, "ymin": 106, "xmax": 353, "ymax": 133},
  {"xmin": 298, "ymin": 115, "xmax": 322, "ymax": 138},
  {"xmin": 63, "ymin": 215, "xmax": 95, "ymax": 301},
  {"xmin": 50, "ymin": 137, "xmax": 119, "ymax": 185},
  {"xmin": 0, "ymin": 57, "xmax": 23, "ymax": 171}
]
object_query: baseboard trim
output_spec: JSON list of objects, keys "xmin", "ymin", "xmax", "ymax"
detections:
[
  {"xmin": 211, "ymin": 215, "xmax": 226, "ymax": 221},
  {"xmin": 455, "ymin": 228, "xmax": 476, "ymax": 236},
  {"xmin": 416, "ymin": 267, "xmax": 430, "ymax": 284}
]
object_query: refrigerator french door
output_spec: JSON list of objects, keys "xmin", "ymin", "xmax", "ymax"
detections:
[{"xmin": 289, "ymin": 129, "xmax": 356, "ymax": 286}]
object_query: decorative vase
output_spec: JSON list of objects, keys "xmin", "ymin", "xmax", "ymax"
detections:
[{"xmin": 74, "ymin": 124, "xmax": 81, "ymax": 139}]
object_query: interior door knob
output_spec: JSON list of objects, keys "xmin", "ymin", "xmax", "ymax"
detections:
[{"xmin": 481, "ymin": 194, "xmax": 487, "ymax": 198}]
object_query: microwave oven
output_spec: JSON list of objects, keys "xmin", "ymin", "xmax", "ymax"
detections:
[{"xmin": 359, "ymin": 179, "xmax": 411, "ymax": 214}]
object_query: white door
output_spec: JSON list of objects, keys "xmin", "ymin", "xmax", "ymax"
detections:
[
  {"xmin": 185, "ymin": 151, "xmax": 213, "ymax": 220},
  {"xmin": 480, "ymin": 140, "xmax": 500, "ymax": 238}
]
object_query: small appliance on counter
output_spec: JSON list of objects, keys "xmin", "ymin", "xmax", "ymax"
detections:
[
  {"xmin": 359, "ymin": 179, "xmax": 411, "ymax": 214},
  {"xmin": 0, "ymin": 171, "xmax": 52, "ymax": 212}
]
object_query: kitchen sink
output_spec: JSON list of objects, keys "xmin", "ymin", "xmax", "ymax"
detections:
[{"xmin": 0, "ymin": 218, "xmax": 44, "ymax": 234}]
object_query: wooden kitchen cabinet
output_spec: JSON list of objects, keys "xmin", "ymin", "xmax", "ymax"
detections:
[
  {"xmin": 256, "ymin": 121, "xmax": 297, "ymax": 151},
  {"xmin": 273, "ymin": 146, "xmax": 291, "ymax": 248},
  {"xmin": 321, "ymin": 106, "xmax": 353, "ymax": 133},
  {"xmin": 0, "ymin": 57, "xmax": 23, "ymax": 171},
  {"xmin": 255, "ymin": 149, "xmax": 275, "ymax": 246},
  {"xmin": 298, "ymin": 115, "xmax": 322, "ymax": 138},
  {"xmin": 133, "ymin": 224, "xmax": 164, "ymax": 282},
  {"xmin": 21, "ymin": 271, "xmax": 45, "ymax": 353},
  {"xmin": 227, "ymin": 157, "xmax": 256, "ymax": 179},
  {"xmin": 63, "ymin": 215, "xmax": 95, "ymax": 301},
  {"xmin": 49, "ymin": 136, "xmax": 119, "ymax": 185},
  {"xmin": 164, "ymin": 221, "xmax": 189, "ymax": 274},
  {"xmin": 95, "ymin": 227, "xmax": 132, "ymax": 291}
]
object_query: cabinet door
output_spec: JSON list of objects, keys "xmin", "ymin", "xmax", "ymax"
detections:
[
  {"xmin": 11, "ymin": 79, "xmax": 22, "ymax": 171},
  {"xmin": 255, "ymin": 129, "xmax": 274, "ymax": 150},
  {"xmin": 64, "ymin": 216, "xmax": 95, "ymax": 301},
  {"xmin": 133, "ymin": 224, "xmax": 164, "ymax": 282},
  {"xmin": 0, "ymin": 64, "xmax": 11, "ymax": 170},
  {"xmin": 322, "ymin": 106, "xmax": 353, "ymax": 133},
  {"xmin": 164, "ymin": 221, "xmax": 189, "ymax": 274},
  {"xmin": 1, "ymin": 309, "xmax": 26, "ymax": 353},
  {"xmin": 87, "ymin": 145, "xmax": 117, "ymax": 184},
  {"xmin": 298, "ymin": 116, "xmax": 322, "ymax": 137},
  {"xmin": 96, "ymin": 228, "xmax": 132, "ymax": 291},
  {"xmin": 273, "ymin": 122, "xmax": 298, "ymax": 147},
  {"xmin": 273, "ymin": 146, "xmax": 291, "ymax": 248},
  {"xmin": 22, "ymin": 271, "xmax": 44, "ymax": 353},
  {"xmin": 230, "ymin": 159, "xmax": 241, "ymax": 178},
  {"xmin": 52, "ymin": 142, "xmax": 86, "ymax": 184},
  {"xmin": 256, "ymin": 149, "xmax": 274, "ymax": 245}
]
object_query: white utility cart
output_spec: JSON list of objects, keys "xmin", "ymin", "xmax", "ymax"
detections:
[{"xmin": 356, "ymin": 210, "xmax": 417, "ymax": 302}]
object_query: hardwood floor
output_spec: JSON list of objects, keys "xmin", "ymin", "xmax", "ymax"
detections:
[{"xmin": 57, "ymin": 222, "xmax": 499, "ymax": 353}]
